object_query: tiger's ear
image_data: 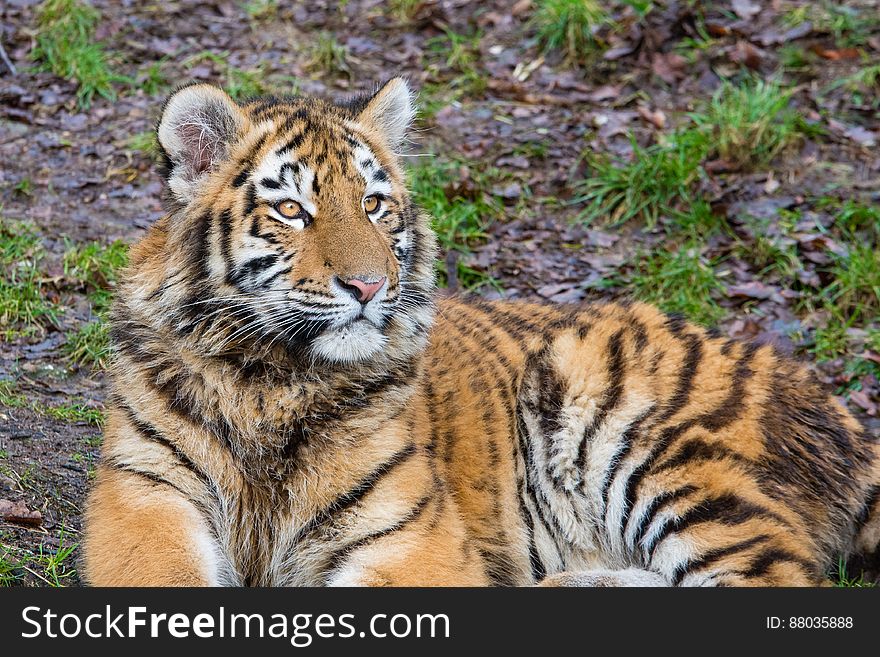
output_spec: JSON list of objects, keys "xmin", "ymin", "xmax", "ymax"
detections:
[
  {"xmin": 157, "ymin": 83, "xmax": 247, "ymax": 204},
  {"xmin": 355, "ymin": 77, "xmax": 416, "ymax": 151}
]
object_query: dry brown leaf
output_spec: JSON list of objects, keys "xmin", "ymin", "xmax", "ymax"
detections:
[{"xmin": 0, "ymin": 499, "xmax": 43, "ymax": 526}]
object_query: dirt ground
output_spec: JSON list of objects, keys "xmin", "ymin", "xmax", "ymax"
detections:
[{"xmin": 0, "ymin": 0, "xmax": 878, "ymax": 585}]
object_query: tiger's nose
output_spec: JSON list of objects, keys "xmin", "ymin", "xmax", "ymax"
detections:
[{"xmin": 337, "ymin": 276, "xmax": 386, "ymax": 304}]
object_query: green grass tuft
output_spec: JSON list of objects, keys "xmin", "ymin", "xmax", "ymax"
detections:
[
  {"xmin": 834, "ymin": 557, "xmax": 876, "ymax": 588},
  {"xmin": 532, "ymin": 0, "xmax": 611, "ymax": 63},
  {"xmin": 0, "ymin": 218, "xmax": 59, "ymax": 338},
  {"xmin": 690, "ymin": 78, "xmax": 801, "ymax": 170},
  {"xmin": 408, "ymin": 158, "xmax": 504, "ymax": 289},
  {"xmin": 0, "ymin": 379, "xmax": 104, "ymax": 426},
  {"xmin": 626, "ymin": 241, "xmax": 724, "ymax": 326},
  {"xmin": 307, "ymin": 32, "xmax": 351, "ymax": 77},
  {"xmin": 31, "ymin": 0, "xmax": 124, "ymax": 107},
  {"xmin": 62, "ymin": 239, "xmax": 127, "ymax": 369},
  {"xmin": 63, "ymin": 320, "xmax": 111, "ymax": 369},
  {"xmin": 574, "ymin": 130, "xmax": 707, "ymax": 227}
]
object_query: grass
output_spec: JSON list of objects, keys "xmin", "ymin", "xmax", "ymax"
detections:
[
  {"xmin": 63, "ymin": 238, "xmax": 128, "ymax": 315},
  {"xmin": 834, "ymin": 557, "xmax": 875, "ymax": 588},
  {"xmin": 575, "ymin": 77, "xmax": 805, "ymax": 227},
  {"xmin": 820, "ymin": 197, "xmax": 880, "ymax": 242},
  {"xmin": 243, "ymin": 0, "xmax": 277, "ymax": 19},
  {"xmin": 13, "ymin": 178, "xmax": 33, "ymax": 197},
  {"xmin": 64, "ymin": 320, "xmax": 111, "ymax": 369},
  {"xmin": 0, "ymin": 531, "xmax": 79, "ymax": 587},
  {"xmin": 408, "ymin": 158, "xmax": 505, "ymax": 289},
  {"xmin": 307, "ymin": 32, "xmax": 351, "ymax": 77},
  {"xmin": 389, "ymin": 0, "xmax": 422, "ymax": 21},
  {"xmin": 808, "ymin": 242, "xmax": 879, "ymax": 361},
  {"xmin": 690, "ymin": 78, "xmax": 802, "ymax": 170},
  {"xmin": 183, "ymin": 51, "xmax": 279, "ymax": 101},
  {"xmin": 62, "ymin": 238, "xmax": 127, "ymax": 368},
  {"xmin": 425, "ymin": 28, "xmax": 486, "ymax": 98},
  {"xmin": 735, "ymin": 215, "xmax": 802, "ymax": 282},
  {"xmin": 0, "ymin": 379, "xmax": 105, "ymax": 426},
  {"xmin": 574, "ymin": 130, "xmax": 707, "ymax": 227},
  {"xmin": 824, "ymin": 243, "xmax": 880, "ymax": 325},
  {"xmin": 31, "ymin": 0, "xmax": 124, "ymax": 107},
  {"xmin": 124, "ymin": 130, "xmax": 160, "ymax": 161},
  {"xmin": 133, "ymin": 60, "xmax": 169, "ymax": 96},
  {"xmin": 532, "ymin": 0, "xmax": 611, "ymax": 63},
  {"xmin": 626, "ymin": 241, "xmax": 725, "ymax": 326},
  {"xmin": 0, "ymin": 218, "xmax": 59, "ymax": 338}
]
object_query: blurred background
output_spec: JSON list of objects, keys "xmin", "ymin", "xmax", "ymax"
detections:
[{"xmin": 0, "ymin": 0, "xmax": 877, "ymax": 585}]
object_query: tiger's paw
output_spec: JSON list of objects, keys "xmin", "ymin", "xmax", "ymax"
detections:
[{"xmin": 537, "ymin": 568, "xmax": 668, "ymax": 587}]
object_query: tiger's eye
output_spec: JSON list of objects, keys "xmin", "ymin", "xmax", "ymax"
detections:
[
  {"xmin": 363, "ymin": 195, "xmax": 380, "ymax": 214},
  {"xmin": 277, "ymin": 200, "xmax": 302, "ymax": 218}
]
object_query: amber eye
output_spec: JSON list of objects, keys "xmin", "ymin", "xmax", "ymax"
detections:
[
  {"xmin": 363, "ymin": 195, "xmax": 381, "ymax": 215},
  {"xmin": 276, "ymin": 200, "xmax": 302, "ymax": 219}
]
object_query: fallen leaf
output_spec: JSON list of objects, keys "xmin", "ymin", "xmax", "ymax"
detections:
[
  {"xmin": 810, "ymin": 45, "xmax": 861, "ymax": 60},
  {"xmin": 731, "ymin": 0, "xmax": 760, "ymax": 20},
  {"xmin": 726, "ymin": 281, "xmax": 779, "ymax": 300},
  {"xmin": 756, "ymin": 21, "xmax": 813, "ymax": 46},
  {"xmin": 843, "ymin": 124, "xmax": 877, "ymax": 148},
  {"xmin": 603, "ymin": 43, "xmax": 638, "ymax": 61},
  {"xmin": 849, "ymin": 390, "xmax": 878, "ymax": 416},
  {"xmin": 0, "ymin": 498, "xmax": 42, "ymax": 526},
  {"xmin": 637, "ymin": 105, "xmax": 666, "ymax": 129},
  {"xmin": 651, "ymin": 52, "xmax": 687, "ymax": 84},
  {"xmin": 730, "ymin": 40, "xmax": 764, "ymax": 70},
  {"xmin": 511, "ymin": 0, "xmax": 532, "ymax": 17}
]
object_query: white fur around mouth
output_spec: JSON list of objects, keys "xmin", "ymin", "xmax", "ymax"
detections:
[{"xmin": 310, "ymin": 321, "xmax": 387, "ymax": 363}]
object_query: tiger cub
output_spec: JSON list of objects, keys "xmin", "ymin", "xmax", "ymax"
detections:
[{"xmin": 83, "ymin": 78, "xmax": 880, "ymax": 587}]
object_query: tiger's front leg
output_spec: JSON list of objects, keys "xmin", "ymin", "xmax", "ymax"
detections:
[{"xmin": 83, "ymin": 466, "xmax": 226, "ymax": 586}]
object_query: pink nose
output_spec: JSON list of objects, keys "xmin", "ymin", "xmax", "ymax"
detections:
[{"xmin": 338, "ymin": 276, "xmax": 386, "ymax": 303}]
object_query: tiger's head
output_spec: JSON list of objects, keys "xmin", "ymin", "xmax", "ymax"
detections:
[{"xmin": 141, "ymin": 78, "xmax": 437, "ymax": 366}]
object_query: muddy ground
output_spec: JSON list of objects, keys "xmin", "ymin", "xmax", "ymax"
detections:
[{"xmin": 0, "ymin": 0, "xmax": 878, "ymax": 585}]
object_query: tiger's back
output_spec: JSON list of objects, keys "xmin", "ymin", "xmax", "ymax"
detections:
[{"xmin": 82, "ymin": 78, "xmax": 880, "ymax": 587}]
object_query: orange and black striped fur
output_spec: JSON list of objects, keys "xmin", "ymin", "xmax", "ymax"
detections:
[{"xmin": 83, "ymin": 79, "xmax": 880, "ymax": 586}]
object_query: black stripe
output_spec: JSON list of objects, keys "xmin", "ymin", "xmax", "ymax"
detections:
[
  {"xmin": 652, "ymin": 438, "xmax": 752, "ymax": 475},
  {"xmin": 323, "ymin": 492, "xmax": 434, "ymax": 579},
  {"xmin": 478, "ymin": 546, "xmax": 518, "ymax": 587},
  {"xmin": 260, "ymin": 177, "xmax": 281, "ymax": 189},
  {"xmin": 739, "ymin": 548, "xmax": 815, "ymax": 580},
  {"xmin": 647, "ymin": 494, "xmax": 788, "ymax": 562},
  {"xmin": 259, "ymin": 265, "xmax": 292, "ymax": 289},
  {"xmin": 243, "ymin": 183, "xmax": 258, "ymax": 216},
  {"xmin": 855, "ymin": 484, "xmax": 880, "ymax": 529},
  {"xmin": 670, "ymin": 534, "xmax": 771, "ymax": 586},
  {"xmin": 575, "ymin": 329, "xmax": 627, "ymax": 474},
  {"xmin": 615, "ymin": 334, "xmax": 704, "ymax": 524},
  {"xmin": 117, "ymin": 402, "xmax": 210, "ymax": 485},
  {"xmin": 291, "ymin": 442, "xmax": 418, "ymax": 544},
  {"xmin": 628, "ymin": 484, "xmax": 698, "ymax": 551},
  {"xmin": 598, "ymin": 405, "xmax": 656, "ymax": 513},
  {"xmin": 276, "ymin": 131, "xmax": 305, "ymax": 156},
  {"xmin": 230, "ymin": 254, "xmax": 280, "ymax": 287},
  {"xmin": 107, "ymin": 459, "xmax": 188, "ymax": 499},
  {"xmin": 233, "ymin": 170, "xmax": 250, "ymax": 187}
]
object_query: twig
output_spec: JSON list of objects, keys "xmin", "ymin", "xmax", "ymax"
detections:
[{"xmin": 0, "ymin": 38, "xmax": 17, "ymax": 76}]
